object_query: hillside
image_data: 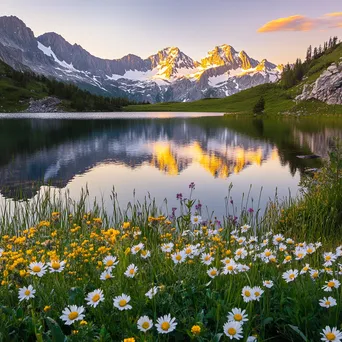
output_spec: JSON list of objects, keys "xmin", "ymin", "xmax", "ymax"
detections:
[
  {"xmin": 125, "ymin": 42, "xmax": 342, "ymax": 115},
  {"xmin": 0, "ymin": 60, "xmax": 136, "ymax": 112}
]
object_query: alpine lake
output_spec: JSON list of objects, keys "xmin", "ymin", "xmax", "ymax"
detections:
[{"xmin": 0, "ymin": 112, "xmax": 341, "ymax": 219}]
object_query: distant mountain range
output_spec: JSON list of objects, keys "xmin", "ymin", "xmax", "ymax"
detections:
[{"xmin": 0, "ymin": 16, "xmax": 283, "ymax": 103}]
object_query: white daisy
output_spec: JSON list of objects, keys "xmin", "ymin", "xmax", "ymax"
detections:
[
  {"xmin": 263, "ymin": 280, "xmax": 274, "ymax": 288},
  {"xmin": 235, "ymin": 248, "xmax": 248, "ymax": 260},
  {"xmin": 18, "ymin": 285, "xmax": 35, "ymax": 302},
  {"xmin": 223, "ymin": 321, "xmax": 243, "ymax": 340},
  {"xmin": 161, "ymin": 243, "xmax": 174, "ymax": 253},
  {"xmin": 319, "ymin": 296, "xmax": 337, "ymax": 308},
  {"xmin": 240, "ymin": 224, "xmax": 251, "ymax": 233},
  {"xmin": 282, "ymin": 269, "xmax": 298, "ymax": 283},
  {"xmin": 201, "ymin": 253, "xmax": 214, "ymax": 265},
  {"xmin": 0, "ymin": 248, "xmax": 4, "ymax": 257},
  {"xmin": 113, "ymin": 293, "xmax": 132, "ymax": 311},
  {"xmin": 86, "ymin": 289, "xmax": 104, "ymax": 308},
  {"xmin": 141, "ymin": 250, "xmax": 151, "ymax": 259},
  {"xmin": 171, "ymin": 251, "xmax": 186, "ymax": 264},
  {"xmin": 124, "ymin": 264, "xmax": 138, "ymax": 278},
  {"xmin": 320, "ymin": 326, "xmax": 342, "ymax": 342},
  {"xmin": 227, "ymin": 308, "xmax": 248, "ymax": 324},
  {"xmin": 60, "ymin": 305, "xmax": 85, "ymax": 325},
  {"xmin": 207, "ymin": 267, "xmax": 219, "ymax": 278},
  {"xmin": 273, "ymin": 234, "xmax": 284, "ymax": 245},
  {"xmin": 323, "ymin": 252, "xmax": 337, "ymax": 267},
  {"xmin": 241, "ymin": 286, "xmax": 255, "ymax": 302},
  {"xmin": 322, "ymin": 279, "xmax": 341, "ymax": 292},
  {"xmin": 145, "ymin": 286, "xmax": 159, "ymax": 299},
  {"xmin": 155, "ymin": 314, "xmax": 177, "ymax": 334},
  {"xmin": 131, "ymin": 243, "xmax": 144, "ymax": 255},
  {"xmin": 103, "ymin": 255, "xmax": 119, "ymax": 269},
  {"xmin": 29, "ymin": 262, "xmax": 47, "ymax": 277},
  {"xmin": 252, "ymin": 286, "xmax": 264, "ymax": 301},
  {"xmin": 47, "ymin": 260, "xmax": 66, "ymax": 273},
  {"xmin": 100, "ymin": 269, "xmax": 113, "ymax": 281},
  {"xmin": 310, "ymin": 269, "xmax": 320, "ymax": 281},
  {"xmin": 191, "ymin": 215, "xmax": 202, "ymax": 225},
  {"xmin": 137, "ymin": 315, "xmax": 153, "ymax": 332}
]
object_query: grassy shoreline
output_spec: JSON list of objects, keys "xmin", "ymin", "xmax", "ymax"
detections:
[{"xmin": 0, "ymin": 152, "xmax": 341, "ymax": 341}]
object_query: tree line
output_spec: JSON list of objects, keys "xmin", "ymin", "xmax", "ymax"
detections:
[
  {"xmin": 2, "ymin": 61, "xmax": 144, "ymax": 111},
  {"xmin": 281, "ymin": 36, "xmax": 340, "ymax": 89}
]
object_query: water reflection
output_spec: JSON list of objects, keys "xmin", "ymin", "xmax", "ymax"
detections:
[{"xmin": 0, "ymin": 114, "xmax": 341, "ymax": 216}]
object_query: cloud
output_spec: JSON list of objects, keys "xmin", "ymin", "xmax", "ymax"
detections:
[{"xmin": 258, "ymin": 13, "xmax": 342, "ymax": 33}]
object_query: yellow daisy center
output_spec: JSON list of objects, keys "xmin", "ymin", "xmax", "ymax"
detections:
[
  {"xmin": 244, "ymin": 290, "xmax": 251, "ymax": 297},
  {"xmin": 176, "ymin": 255, "xmax": 182, "ymax": 261},
  {"xmin": 193, "ymin": 218, "xmax": 198, "ymax": 222},
  {"xmin": 236, "ymin": 250, "xmax": 242, "ymax": 255},
  {"xmin": 228, "ymin": 327, "xmax": 237, "ymax": 336},
  {"xmin": 326, "ymin": 255, "xmax": 331, "ymax": 260},
  {"xmin": 285, "ymin": 256, "xmax": 291, "ymax": 260},
  {"xmin": 32, "ymin": 265, "xmax": 41, "ymax": 272},
  {"xmin": 297, "ymin": 253, "xmax": 303, "ymax": 258},
  {"xmin": 68, "ymin": 311, "xmax": 79, "ymax": 320},
  {"xmin": 289, "ymin": 274, "xmax": 295, "ymax": 279},
  {"xmin": 276, "ymin": 237, "xmax": 282, "ymax": 242},
  {"xmin": 205, "ymin": 256, "xmax": 210, "ymax": 261},
  {"xmin": 119, "ymin": 299, "xmax": 127, "ymax": 307},
  {"xmin": 326, "ymin": 332, "xmax": 336, "ymax": 341},
  {"xmin": 228, "ymin": 265, "xmax": 234, "ymax": 271},
  {"xmin": 105, "ymin": 274, "xmax": 111, "ymax": 279},
  {"xmin": 92, "ymin": 294, "xmax": 100, "ymax": 302},
  {"xmin": 185, "ymin": 248, "xmax": 192, "ymax": 254},
  {"xmin": 129, "ymin": 269, "xmax": 135, "ymax": 275},
  {"xmin": 210, "ymin": 270, "xmax": 217, "ymax": 276},
  {"xmin": 312, "ymin": 272, "xmax": 318, "ymax": 278},
  {"xmin": 327, "ymin": 281, "xmax": 335, "ymax": 288},
  {"xmin": 255, "ymin": 291, "xmax": 260, "ymax": 297},
  {"xmin": 265, "ymin": 251, "xmax": 271, "ymax": 257},
  {"xmin": 234, "ymin": 313, "xmax": 242, "ymax": 321},
  {"xmin": 142, "ymin": 322, "xmax": 150, "ymax": 329},
  {"xmin": 24, "ymin": 290, "xmax": 31, "ymax": 296},
  {"xmin": 106, "ymin": 260, "xmax": 114, "ymax": 266},
  {"xmin": 51, "ymin": 262, "xmax": 60, "ymax": 270},
  {"xmin": 325, "ymin": 301, "xmax": 331, "ymax": 306},
  {"xmin": 161, "ymin": 322, "xmax": 170, "ymax": 331},
  {"xmin": 307, "ymin": 248, "xmax": 313, "ymax": 253}
]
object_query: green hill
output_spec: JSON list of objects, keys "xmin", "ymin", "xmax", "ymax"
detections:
[
  {"xmin": 125, "ymin": 42, "xmax": 342, "ymax": 115},
  {"xmin": 0, "ymin": 60, "xmax": 135, "ymax": 112}
]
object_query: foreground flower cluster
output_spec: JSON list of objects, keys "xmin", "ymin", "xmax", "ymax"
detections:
[{"xmin": 0, "ymin": 207, "xmax": 341, "ymax": 341}]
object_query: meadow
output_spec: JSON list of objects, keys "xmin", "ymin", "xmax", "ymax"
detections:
[{"xmin": 0, "ymin": 151, "xmax": 341, "ymax": 342}]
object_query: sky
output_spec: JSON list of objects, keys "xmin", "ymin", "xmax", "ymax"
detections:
[{"xmin": 0, "ymin": 0, "xmax": 341, "ymax": 64}]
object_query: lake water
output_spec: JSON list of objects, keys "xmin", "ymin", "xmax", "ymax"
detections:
[{"xmin": 1, "ymin": 112, "xmax": 341, "ymax": 218}]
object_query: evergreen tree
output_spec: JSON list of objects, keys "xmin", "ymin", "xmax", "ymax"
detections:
[
  {"xmin": 306, "ymin": 45, "xmax": 312, "ymax": 61},
  {"xmin": 253, "ymin": 96, "xmax": 265, "ymax": 114}
]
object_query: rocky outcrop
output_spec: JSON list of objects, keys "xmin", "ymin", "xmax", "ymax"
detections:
[
  {"xmin": 296, "ymin": 59, "xmax": 342, "ymax": 105},
  {"xmin": 24, "ymin": 97, "xmax": 62, "ymax": 113}
]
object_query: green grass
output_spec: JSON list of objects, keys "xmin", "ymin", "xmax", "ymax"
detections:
[{"xmin": 0, "ymin": 154, "xmax": 341, "ymax": 341}]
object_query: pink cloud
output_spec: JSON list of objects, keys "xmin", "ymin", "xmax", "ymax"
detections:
[{"xmin": 258, "ymin": 13, "xmax": 342, "ymax": 33}]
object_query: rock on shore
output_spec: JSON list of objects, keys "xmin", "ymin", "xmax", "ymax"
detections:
[{"xmin": 24, "ymin": 97, "xmax": 62, "ymax": 113}]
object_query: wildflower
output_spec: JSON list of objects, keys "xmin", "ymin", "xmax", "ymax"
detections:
[
  {"xmin": 323, "ymin": 252, "xmax": 337, "ymax": 267},
  {"xmin": 263, "ymin": 280, "xmax": 274, "ymax": 288},
  {"xmin": 103, "ymin": 255, "xmax": 119, "ymax": 269},
  {"xmin": 191, "ymin": 325, "xmax": 201, "ymax": 335},
  {"xmin": 124, "ymin": 338, "xmax": 135, "ymax": 342},
  {"xmin": 124, "ymin": 264, "xmax": 138, "ymax": 278},
  {"xmin": 100, "ymin": 269, "xmax": 113, "ymax": 281},
  {"xmin": 252, "ymin": 286, "xmax": 264, "ymax": 301},
  {"xmin": 80, "ymin": 320, "xmax": 87, "ymax": 325},
  {"xmin": 300, "ymin": 264, "xmax": 310, "ymax": 275},
  {"xmin": 320, "ymin": 326, "xmax": 342, "ymax": 342},
  {"xmin": 241, "ymin": 286, "xmax": 255, "ymax": 302},
  {"xmin": 282, "ymin": 269, "xmax": 298, "ymax": 283},
  {"xmin": 141, "ymin": 250, "xmax": 151, "ymax": 259},
  {"xmin": 47, "ymin": 260, "xmax": 66, "ymax": 273},
  {"xmin": 222, "ymin": 260, "xmax": 237, "ymax": 275},
  {"xmin": 113, "ymin": 294, "xmax": 132, "ymax": 311},
  {"xmin": 131, "ymin": 243, "xmax": 144, "ymax": 255},
  {"xmin": 161, "ymin": 243, "xmax": 174, "ymax": 253},
  {"xmin": 310, "ymin": 269, "xmax": 320, "ymax": 280},
  {"xmin": 171, "ymin": 251, "xmax": 186, "ymax": 264},
  {"xmin": 29, "ymin": 262, "xmax": 47, "ymax": 277},
  {"xmin": 137, "ymin": 315, "xmax": 153, "ymax": 332},
  {"xmin": 18, "ymin": 285, "xmax": 35, "ymax": 302},
  {"xmin": 86, "ymin": 289, "xmax": 104, "ymax": 308},
  {"xmin": 155, "ymin": 314, "xmax": 177, "ymax": 334},
  {"xmin": 223, "ymin": 321, "xmax": 243, "ymax": 340},
  {"xmin": 319, "ymin": 296, "xmax": 337, "ymax": 308},
  {"xmin": 44, "ymin": 305, "xmax": 51, "ymax": 312},
  {"xmin": 207, "ymin": 267, "xmax": 219, "ymax": 278},
  {"xmin": 191, "ymin": 215, "xmax": 202, "ymax": 225},
  {"xmin": 240, "ymin": 224, "xmax": 251, "ymax": 233},
  {"xmin": 273, "ymin": 234, "xmax": 284, "ymax": 245},
  {"xmin": 60, "ymin": 305, "xmax": 85, "ymax": 325},
  {"xmin": 201, "ymin": 253, "xmax": 213, "ymax": 265},
  {"xmin": 227, "ymin": 308, "xmax": 248, "ymax": 324},
  {"xmin": 322, "ymin": 279, "xmax": 341, "ymax": 292}
]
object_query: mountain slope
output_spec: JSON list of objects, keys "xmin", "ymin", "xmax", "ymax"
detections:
[
  {"xmin": 0, "ymin": 15, "xmax": 282, "ymax": 104},
  {"xmin": 125, "ymin": 43, "xmax": 342, "ymax": 115}
]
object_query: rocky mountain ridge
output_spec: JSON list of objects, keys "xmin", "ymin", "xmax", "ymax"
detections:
[{"xmin": 0, "ymin": 15, "xmax": 283, "ymax": 103}]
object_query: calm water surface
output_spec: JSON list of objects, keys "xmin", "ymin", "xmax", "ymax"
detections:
[{"xmin": 1, "ymin": 112, "xmax": 341, "ymax": 218}]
